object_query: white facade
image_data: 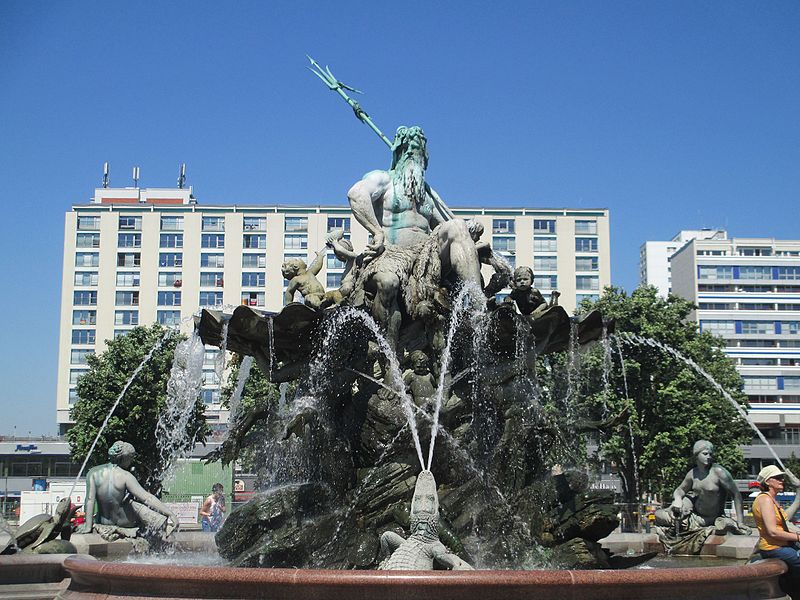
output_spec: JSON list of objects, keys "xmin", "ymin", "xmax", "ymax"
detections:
[
  {"xmin": 670, "ymin": 236, "xmax": 800, "ymax": 472},
  {"xmin": 639, "ymin": 229, "xmax": 727, "ymax": 296},
  {"xmin": 57, "ymin": 186, "xmax": 611, "ymax": 433}
]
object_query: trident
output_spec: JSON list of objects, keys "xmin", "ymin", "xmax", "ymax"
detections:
[{"xmin": 307, "ymin": 56, "xmax": 392, "ymax": 149}]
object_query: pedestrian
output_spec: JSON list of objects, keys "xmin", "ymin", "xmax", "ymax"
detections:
[
  {"xmin": 199, "ymin": 483, "xmax": 226, "ymax": 532},
  {"xmin": 753, "ymin": 465, "xmax": 800, "ymax": 597}
]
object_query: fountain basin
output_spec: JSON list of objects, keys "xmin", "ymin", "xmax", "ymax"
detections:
[{"xmin": 58, "ymin": 556, "xmax": 788, "ymax": 600}]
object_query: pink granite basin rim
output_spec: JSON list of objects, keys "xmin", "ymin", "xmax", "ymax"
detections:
[{"xmin": 60, "ymin": 556, "xmax": 789, "ymax": 600}]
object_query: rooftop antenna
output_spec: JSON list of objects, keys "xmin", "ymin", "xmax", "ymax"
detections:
[
  {"xmin": 102, "ymin": 162, "xmax": 109, "ymax": 188},
  {"xmin": 132, "ymin": 166, "xmax": 140, "ymax": 188},
  {"xmin": 177, "ymin": 163, "xmax": 186, "ymax": 189}
]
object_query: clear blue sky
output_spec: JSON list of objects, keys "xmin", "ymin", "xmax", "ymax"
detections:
[{"xmin": 1, "ymin": 1, "xmax": 798, "ymax": 435}]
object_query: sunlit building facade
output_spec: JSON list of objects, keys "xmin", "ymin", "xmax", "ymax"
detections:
[{"xmin": 57, "ymin": 186, "xmax": 611, "ymax": 433}]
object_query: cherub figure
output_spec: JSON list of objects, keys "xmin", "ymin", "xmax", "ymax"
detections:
[
  {"xmin": 508, "ymin": 266, "xmax": 560, "ymax": 318},
  {"xmin": 403, "ymin": 350, "xmax": 437, "ymax": 407},
  {"xmin": 282, "ymin": 253, "xmax": 325, "ymax": 309}
]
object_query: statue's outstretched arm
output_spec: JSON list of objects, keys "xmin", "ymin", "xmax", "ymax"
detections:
[
  {"xmin": 347, "ymin": 171, "xmax": 390, "ymax": 255},
  {"xmin": 308, "ymin": 250, "xmax": 325, "ymax": 276},
  {"xmin": 123, "ymin": 471, "xmax": 178, "ymax": 525},
  {"xmin": 716, "ymin": 466, "xmax": 747, "ymax": 523},
  {"xmin": 432, "ymin": 543, "xmax": 473, "ymax": 570},
  {"xmin": 380, "ymin": 530, "xmax": 405, "ymax": 556}
]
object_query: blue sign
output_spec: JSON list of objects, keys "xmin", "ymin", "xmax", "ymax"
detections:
[{"xmin": 15, "ymin": 444, "xmax": 38, "ymax": 452}]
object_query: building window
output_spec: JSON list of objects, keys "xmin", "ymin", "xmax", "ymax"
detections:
[
  {"xmin": 785, "ymin": 377, "xmax": 800, "ymax": 390},
  {"xmin": 114, "ymin": 310, "xmax": 138, "ymax": 326},
  {"xmin": 700, "ymin": 320, "xmax": 735, "ymax": 336},
  {"xmin": 72, "ymin": 310, "xmax": 96, "ymax": 325},
  {"xmin": 738, "ymin": 247, "xmax": 772, "ymax": 257},
  {"xmin": 115, "ymin": 291, "xmax": 139, "ymax": 306},
  {"xmin": 493, "ymin": 237, "xmax": 516, "ymax": 253},
  {"xmin": 202, "ymin": 370, "xmax": 221, "ymax": 386},
  {"xmin": 70, "ymin": 349, "xmax": 94, "ymax": 364},
  {"xmin": 68, "ymin": 389, "xmax": 79, "ymax": 405},
  {"xmin": 575, "ymin": 220, "xmax": 597, "ymax": 234},
  {"xmin": 71, "ymin": 329, "xmax": 96, "ymax": 345},
  {"xmin": 117, "ymin": 252, "xmax": 141, "ymax": 267},
  {"xmin": 199, "ymin": 291, "xmax": 223, "ymax": 307},
  {"xmin": 201, "ymin": 253, "xmax": 225, "ymax": 268},
  {"xmin": 778, "ymin": 267, "xmax": 800, "ymax": 281},
  {"xmin": 158, "ymin": 291, "xmax": 182, "ymax": 306},
  {"xmin": 69, "ymin": 369, "xmax": 87, "ymax": 385},
  {"xmin": 699, "ymin": 302, "xmax": 736, "ymax": 310},
  {"xmin": 77, "ymin": 233, "xmax": 100, "ymax": 248},
  {"xmin": 285, "ymin": 217, "xmax": 308, "ymax": 232},
  {"xmin": 327, "ymin": 273, "xmax": 343, "ymax": 288},
  {"xmin": 160, "ymin": 216, "xmax": 184, "ymax": 231},
  {"xmin": 74, "ymin": 271, "xmax": 98, "ymax": 286},
  {"xmin": 327, "ymin": 217, "xmax": 350, "ymax": 233},
  {"xmin": 782, "ymin": 321, "xmax": 800, "ymax": 335},
  {"xmin": 160, "ymin": 233, "xmax": 183, "ymax": 248},
  {"xmin": 576, "ymin": 275, "xmax": 599, "ymax": 290},
  {"xmin": 241, "ymin": 291, "xmax": 265, "ymax": 307},
  {"xmin": 242, "ymin": 272, "xmax": 265, "ymax": 287},
  {"xmin": 575, "ymin": 238, "xmax": 598, "ymax": 252},
  {"xmin": 201, "ymin": 389, "xmax": 221, "ymax": 405},
  {"xmin": 739, "ymin": 266, "xmax": 773, "ymax": 280},
  {"xmin": 202, "ymin": 216, "xmax": 225, "ymax": 231},
  {"xmin": 534, "ymin": 256, "xmax": 557, "ymax": 271},
  {"xmin": 199, "ymin": 272, "xmax": 224, "ymax": 287},
  {"xmin": 116, "ymin": 271, "xmax": 140, "ymax": 287},
  {"xmin": 742, "ymin": 376, "xmax": 777, "ymax": 390},
  {"xmin": 118, "ymin": 216, "xmax": 141, "ymax": 230},
  {"xmin": 533, "ymin": 219, "xmax": 556, "ymax": 234},
  {"xmin": 201, "ymin": 234, "xmax": 225, "ymax": 248},
  {"xmin": 114, "ymin": 330, "xmax": 131, "ymax": 339},
  {"xmin": 242, "ymin": 254, "xmax": 266, "ymax": 268},
  {"xmin": 157, "ymin": 310, "xmax": 181, "ymax": 326},
  {"xmin": 158, "ymin": 272, "xmax": 182, "ymax": 287},
  {"xmin": 741, "ymin": 321, "xmax": 773, "ymax": 335},
  {"xmin": 738, "ymin": 303, "xmax": 775, "ymax": 311},
  {"xmin": 501, "ymin": 253, "xmax": 516, "ymax": 269},
  {"xmin": 576, "ymin": 256, "xmax": 599, "ymax": 271},
  {"xmin": 117, "ymin": 233, "xmax": 141, "ymax": 248},
  {"xmin": 159, "ymin": 252, "xmax": 182, "ymax": 267},
  {"xmin": 284, "ymin": 234, "xmax": 307, "ymax": 249},
  {"xmin": 741, "ymin": 358, "xmax": 778, "ymax": 366},
  {"xmin": 77, "ymin": 215, "xmax": 100, "ymax": 230},
  {"xmin": 492, "ymin": 219, "xmax": 515, "ymax": 234},
  {"xmin": 73, "ymin": 291, "xmax": 97, "ymax": 306},
  {"xmin": 243, "ymin": 234, "xmax": 267, "ymax": 249},
  {"xmin": 75, "ymin": 252, "xmax": 99, "ymax": 267},
  {"xmin": 534, "ymin": 275, "xmax": 558, "ymax": 290},
  {"xmin": 533, "ymin": 238, "xmax": 557, "ymax": 253},
  {"xmin": 243, "ymin": 216, "xmax": 266, "ymax": 231},
  {"xmin": 327, "ymin": 254, "xmax": 346, "ymax": 270}
]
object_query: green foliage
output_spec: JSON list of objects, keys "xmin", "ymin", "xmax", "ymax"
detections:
[
  {"xmin": 67, "ymin": 324, "xmax": 209, "ymax": 492},
  {"xmin": 576, "ymin": 285, "xmax": 751, "ymax": 503}
]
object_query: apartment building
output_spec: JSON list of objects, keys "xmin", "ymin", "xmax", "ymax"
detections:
[
  {"xmin": 639, "ymin": 229, "xmax": 727, "ymax": 297},
  {"xmin": 670, "ymin": 237, "xmax": 800, "ymax": 472},
  {"xmin": 57, "ymin": 186, "xmax": 611, "ymax": 433}
]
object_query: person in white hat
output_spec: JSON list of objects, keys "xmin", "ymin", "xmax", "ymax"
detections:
[{"xmin": 753, "ymin": 464, "xmax": 800, "ymax": 590}]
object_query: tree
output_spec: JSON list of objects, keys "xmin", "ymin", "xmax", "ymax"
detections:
[
  {"xmin": 67, "ymin": 324, "xmax": 209, "ymax": 493},
  {"xmin": 575, "ymin": 285, "xmax": 751, "ymax": 504}
]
